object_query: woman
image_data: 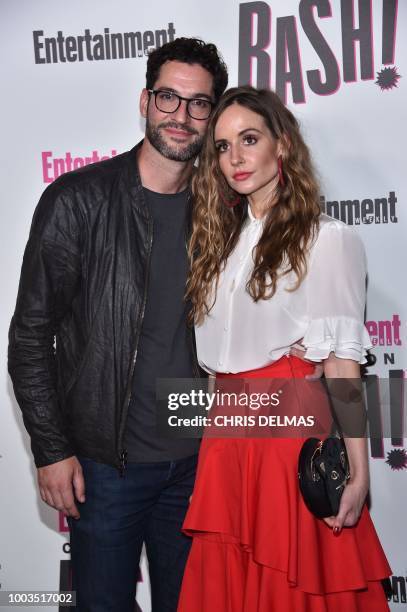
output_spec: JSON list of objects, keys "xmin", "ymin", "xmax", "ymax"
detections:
[{"xmin": 178, "ymin": 87, "xmax": 391, "ymax": 611}]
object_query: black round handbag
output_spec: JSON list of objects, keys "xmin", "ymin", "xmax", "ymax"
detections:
[{"xmin": 298, "ymin": 437, "xmax": 350, "ymax": 519}]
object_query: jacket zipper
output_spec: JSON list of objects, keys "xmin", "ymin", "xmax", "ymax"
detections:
[{"xmin": 117, "ymin": 211, "xmax": 154, "ymax": 476}]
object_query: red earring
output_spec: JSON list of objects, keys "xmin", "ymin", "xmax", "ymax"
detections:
[
  {"xmin": 278, "ymin": 156, "xmax": 285, "ymax": 187},
  {"xmin": 219, "ymin": 191, "xmax": 241, "ymax": 208}
]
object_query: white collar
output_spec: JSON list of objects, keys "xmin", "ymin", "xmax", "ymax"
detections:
[{"xmin": 247, "ymin": 203, "xmax": 265, "ymax": 224}]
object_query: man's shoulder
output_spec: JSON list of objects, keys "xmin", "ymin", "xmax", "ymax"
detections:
[{"xmin": 32, "ymin": 144, "xmax": 141, "ymax": 233}]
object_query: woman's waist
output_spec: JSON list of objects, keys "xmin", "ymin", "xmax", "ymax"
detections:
[{"xmin": 215, "ymin": 355, "xmax": 315, "ymax": 379}]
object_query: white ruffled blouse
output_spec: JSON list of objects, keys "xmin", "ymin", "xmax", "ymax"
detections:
[{"xmin": 195, "ymin": 210, "xmax": 372, "ymax": 374}]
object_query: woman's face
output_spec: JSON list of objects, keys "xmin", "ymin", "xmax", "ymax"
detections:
[{"xmin": 214, "ymin": 103, "xmax": 281, "ymax": 205}]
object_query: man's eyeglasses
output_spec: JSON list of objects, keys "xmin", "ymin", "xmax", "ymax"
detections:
[{"xmin": 147, "ymin": 89, "xmax": 214, "ymax": 120}]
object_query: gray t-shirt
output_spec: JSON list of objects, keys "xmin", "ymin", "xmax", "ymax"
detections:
[{"xmin": 124, "ymin": 187, "xmax": 200, "ymax": 462}]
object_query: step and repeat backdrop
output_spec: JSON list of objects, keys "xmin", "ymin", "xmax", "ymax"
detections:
[{"xmin": 0, "ymin": 0, "xmax": 406, "ymax": 610}]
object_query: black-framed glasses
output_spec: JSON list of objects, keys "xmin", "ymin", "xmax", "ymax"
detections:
[{"xmin": 147, "ymin": 89, "xmax": 214, "ymax": 120}]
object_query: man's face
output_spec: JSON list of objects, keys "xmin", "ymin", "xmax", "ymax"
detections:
[{"xmin": 140, "ymin": 60, "xmax": 214, "ymax": 162}]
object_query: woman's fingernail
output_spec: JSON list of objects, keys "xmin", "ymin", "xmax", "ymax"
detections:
[{"xmin": 333, "ymin": 526, "xmax": 341, "ymax": 536}]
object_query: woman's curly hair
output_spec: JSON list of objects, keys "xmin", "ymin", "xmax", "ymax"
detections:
[{"xmin": 186, "ymin": 86, "xmax": 321, "ymax": 325}]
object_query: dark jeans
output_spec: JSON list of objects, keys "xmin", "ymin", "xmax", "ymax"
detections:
[{"xmin": 68, "ymin": 454, "xmax": 198, "ymax": 612}]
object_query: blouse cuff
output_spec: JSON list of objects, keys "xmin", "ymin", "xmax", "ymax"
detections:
[{"xmin": 302, "ymin": 316, "xmax": 372, "ymax": 364}]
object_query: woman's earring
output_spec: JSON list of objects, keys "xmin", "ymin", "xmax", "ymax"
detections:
[
  {"xmin": 219, "ymin": 190, "xmax": 241, "ymax": 208},
  {"xmin": 278, "ymin": 156, "xmax": 285, "ymax": 187}
]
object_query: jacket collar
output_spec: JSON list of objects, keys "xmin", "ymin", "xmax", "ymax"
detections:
[
  {"xmin": 122, "ymin": 139, "xmax": 193, "ymax": 220},
  {"xmin": 120, "ymin": 140, "xmax": 149, "ymax": 218}
]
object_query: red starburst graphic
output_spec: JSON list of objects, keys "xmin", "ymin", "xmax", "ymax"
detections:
[
  {"xmin": 385, "ymin": 448, "xmax": 407, "ymax": 470},
  {"xmin": 375, "ymin": 66, "xmax": 402, "ymax": 91}
]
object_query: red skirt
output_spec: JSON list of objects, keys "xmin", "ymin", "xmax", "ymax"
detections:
[{"xmin": 178, "ymin": 356, "xmax": 391, "ymax": 611}]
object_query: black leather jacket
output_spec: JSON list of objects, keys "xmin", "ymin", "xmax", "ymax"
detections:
[{"xmin": 8, "ymin": 142, "xmax": 200, "ymax": 470}]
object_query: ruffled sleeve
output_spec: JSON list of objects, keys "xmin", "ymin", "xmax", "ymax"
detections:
[{"xmin": 303, "ymin": 219, "xmax": 372, "ymax": 364}]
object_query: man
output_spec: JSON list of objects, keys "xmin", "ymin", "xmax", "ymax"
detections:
[{"xmin": 8, "ymin": 38, "xmax": 228, "ymax": 611}]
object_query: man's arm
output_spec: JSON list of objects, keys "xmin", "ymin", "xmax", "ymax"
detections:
[{"xmin": 8, "ymin": 184, "xmax": 85, "ymax": 517}]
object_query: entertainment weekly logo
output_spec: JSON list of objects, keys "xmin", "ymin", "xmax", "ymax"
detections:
[
  {"xmin": 386, "ymin": 573, "xmax": 407, "ymax": 605},
  {"xmin": 238, "ymin": 0, "xmax": 401, "ymax": 104},
  {"xmin": 33, "ymin": 23, "xmax": 176, "ymax": 64},
  {"xmin": 364, "ymin": 314, "xmax": 406, "ymax": 471},
  {"xmin": 366, "ymin": 315, "xmax": 402, "ymax": 347},
  {"xmin": 320, "ymin": 191, "xmax": 398, "ymax": 225},
  {"xmin": 42, "ymin": 149, "xmax": 118, "ymax": 183}
]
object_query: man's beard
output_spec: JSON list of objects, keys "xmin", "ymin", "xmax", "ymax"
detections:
[{"xmin": 146, "ymin": 118, "xmax": 204, "ymax": 162}]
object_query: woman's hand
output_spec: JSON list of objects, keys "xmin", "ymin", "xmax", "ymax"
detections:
[
  {"xmin": 323, "ymin": 476, "xmax": 369, "ymax": 532},
  {"xmin": 289, "ymin": 341, "xmax": 324, "ymax": 380}
]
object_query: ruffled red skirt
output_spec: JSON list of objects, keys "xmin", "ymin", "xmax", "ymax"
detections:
[{"xmin": 178, "ymin": 356, "xmax": 391, "ymax": 611}]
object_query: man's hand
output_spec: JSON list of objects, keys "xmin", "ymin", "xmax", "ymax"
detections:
[
  {"xmin": 289, "ymin": 342, "xmax": 323, "ymax": 380},
  {"xmin": 37, "ymin": 456, "xmax": 85, "ymax": 519}
]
